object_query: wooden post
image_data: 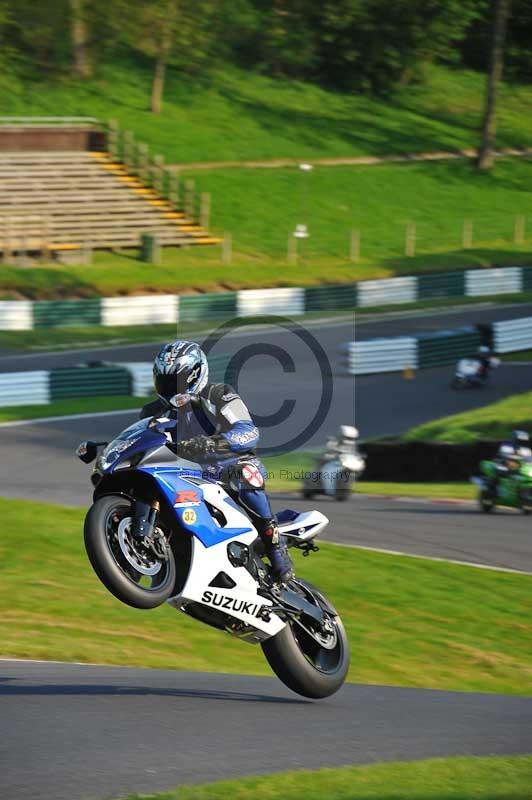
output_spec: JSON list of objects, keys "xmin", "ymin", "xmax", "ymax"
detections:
[
  {"xmin": 222, "ymin": 232, "xmax": 232, "ymax": 264},
  {"xmin": 169, "ymin": 169, "xmax": 180, "ymax": 207},
  {"xmin": 123, "ymin": 131, "xmax": 134, "ymax": 169},
  {"xmin": 41, "ymin": 217, "xmax": 51, "ymax": 264},
  {"xmin": 185, "ymin": 179, "xmax": 195, "ymax": 218},
  {"xmin": 3, "ymin": 217, "xmax": 11, "ymax": 264},
  {"xmin": 405, "ymin": 221, "xmax": 416, "ymax": 257},
  {"xmin": 107, "ymin": 119, "xmax": 119, "ymax": 159},
  {"xmin": 138, "ymin": 143, "xmax": 149, "ymax": 181},
  {"xmin": 462, "ymin": 219, "xmax": 473, "ymax": 249},
  {"xmin": 349, "ymin": 230, "xmax": 360, "ymax": 263},
  {"xmin": 200, "ymin": 193, "xmax": 211, "ymax": 229},
  {"xmin": 514, "ymin": 214, "xmax": 525, "ymax": 244},
  {"xmin": 153, "ymin": 154, "xmax": 164, "ymax": 193},
  {"xmin": 287, "ymin": 233, "xmax": 297, "ymax": 264}
]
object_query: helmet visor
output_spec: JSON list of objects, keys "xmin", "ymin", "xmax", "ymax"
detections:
[{"xmin": 155, "ymin": 371, "xmax": 193, "ymax": 400}]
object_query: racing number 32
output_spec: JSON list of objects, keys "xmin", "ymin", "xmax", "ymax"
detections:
[{"xmin": 182, "ymin": 509, "xmax": 197, "ymax": 524}]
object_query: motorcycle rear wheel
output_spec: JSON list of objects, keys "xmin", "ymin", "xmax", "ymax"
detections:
[
  {"xmin": 84, "ymin": 495, "xmax": 176, "ymax": 609},
  {"xmin": 261, "ymin": 578, "xmax": 349, "ymax": 699},
  {"xmin": 519, "ymin": 489, "xmax": 532, "ymax": 515}
]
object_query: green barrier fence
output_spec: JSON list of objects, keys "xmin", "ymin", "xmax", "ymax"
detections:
[
  {"xmin": 417, "ymin": 270, "xmax": 465, "ymax": 300},
  {"xmin": 179, "ymin": 292, "xmax": 237, "ymax": 323},
  {"xmin": 49, "ymin": 366, "xmax": 131, "ymax": 400},
  {"xmin": 305, "ymin": 283, "xmax": 357, "ymax": 311},
  {"xmin": 33, "ymin": 299, "xmax": 102, "ymax": 329},
  {"xmin": 417, "ymin": 328, "xmax": 482, "ymax": 368}
]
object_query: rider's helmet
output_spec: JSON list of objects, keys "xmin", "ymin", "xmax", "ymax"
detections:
[
  {"xmin": 512, "ymin": 430, "xmax": 530, "ymax": 446},
  {"xmin": 478, "ymin": 345, "xmax": 490, "ymax": 356},
  {"xmin": 153, "ymin": 341, "xmax": 208, "ymax": 405},
  {"xmin": 339, "ymin": 425, "xmax": 359, "ymax": 441}
]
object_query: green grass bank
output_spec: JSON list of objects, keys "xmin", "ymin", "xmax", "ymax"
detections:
[
  {"xmin": 405, "ymin": 391, "xmax": 532, "ymax": 444},
  {"xmin": 122, "ymin": 756, "xmax": 532, "ymax": 800},
  {"xmin": 1, "ymin": 497, "xmax": 530, "ymax": 695}
]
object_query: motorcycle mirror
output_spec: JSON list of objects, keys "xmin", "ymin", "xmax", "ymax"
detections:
[{"xmin": 76, "ymin": 440, "xmax": 102, "ymax": 464}]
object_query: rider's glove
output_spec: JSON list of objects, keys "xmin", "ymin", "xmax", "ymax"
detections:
[{"xmin": 175, "ymin": 434, "xmax": 231, "ymax": 461}]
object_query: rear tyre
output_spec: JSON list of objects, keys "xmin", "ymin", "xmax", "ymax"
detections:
[
  {"xmin": 450, "ymin": 377, "xmax": 462, "ymax": 390},
  {"xmin": 519, "ymin": 489, "xmax": 532, "ymax": 515},
  {"xmin": 261, "ymin": 579, "xmax": 349, "ymax": 699},
  {"xmin": 84, "ymin": 495, "xmax": 176, "ymax": 609}
]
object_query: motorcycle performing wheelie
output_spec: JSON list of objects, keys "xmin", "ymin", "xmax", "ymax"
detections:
[{"xmin": 77, "ymin": 414, "xmax": 349, "ymax": 699}]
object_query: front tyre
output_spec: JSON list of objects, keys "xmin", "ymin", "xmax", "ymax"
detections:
[
  {"xmin": 84, "ymin": 495, "xmax": 176, "ymax": 609},
  {"xmin": 261, "ymin": 579, "xmax": 349, "ymax": 699},
  {"xmin": 479, "ymin": 490, "xmax": 495, "ymax": 513}
]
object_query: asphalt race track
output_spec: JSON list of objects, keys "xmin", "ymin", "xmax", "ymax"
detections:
[{"xmin": 1, "ymin": 660, "xmax": 531, "ymax": 800}]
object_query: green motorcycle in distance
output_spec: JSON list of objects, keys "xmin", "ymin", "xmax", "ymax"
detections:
[{"xmin": 475, "ymin": 459, "xmax": 532, "ymax": 514}]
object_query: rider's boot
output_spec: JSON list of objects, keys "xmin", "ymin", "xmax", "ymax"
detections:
[{"xmin": 260, "ymin": 520, "xmax": 294, "ymax": 584}]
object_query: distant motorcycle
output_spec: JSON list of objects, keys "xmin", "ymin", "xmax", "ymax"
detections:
[
  {"xmin": 450, "ymin": 357, "xmax": 499, "ymax": 390},
  {"xmin": 302, "ymin": 451, "xmax": 365, "ymax": 502},
  {"xmin": 473, "ymin": 459, "xmax": 532, "ymax": 514}
]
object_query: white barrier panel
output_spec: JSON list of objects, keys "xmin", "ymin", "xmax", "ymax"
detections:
[
  {"xmin": 0, "ymin": 370, "xmax": 49, "ymax": 406},
  {"xmin": 119, "ymin": 362, "xmax": 153, "ymax": 397},
  {"xmin": 101, "ymin": 295, "xmax": 178, "ymax": 327},
  {"xmin": 0, "ymin": 300, "xmax": 33, "ymax": 331},
  {"xmin": 237, "ymin": 287, "xmax": 305, "ymax": 317},
  {"xmin": 465, "ymin": 267, "xmax": 522, "ymax": 297},
  {"xmin": 357, "ymin": 276, "xmax": 417, "ymax": 307},
  {"xmin": 493, "ymin": 316, "xmax": 532, "ymax": 353},
  {"xmin": 338, "ymin": 337, "xmax": 418, "ymax": 375}
]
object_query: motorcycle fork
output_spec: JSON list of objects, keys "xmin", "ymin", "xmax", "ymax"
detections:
[{"xmin": 131, "ymin": 499, "xmax": 160, "ymax": 541}]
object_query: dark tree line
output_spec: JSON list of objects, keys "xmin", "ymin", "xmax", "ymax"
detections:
[{"xmin": 0, "ymin": 0, "xmax": 527, "ymax": 165}]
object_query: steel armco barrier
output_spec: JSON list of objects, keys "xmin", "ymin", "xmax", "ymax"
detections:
[
  {"xmin": 338, "ymin": 337, "xmax": 418, "ymax": 375},
  {"xmin": 0, "ymin": 371, "xmax": 49, "ymax": 407},
  {"xmin": 493, "ymin": 316, "xmax": 532, "ymax": 353}
]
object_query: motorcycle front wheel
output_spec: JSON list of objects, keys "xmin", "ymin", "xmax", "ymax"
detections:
[
  {"xmin": 84, "ymin": 495, "xmax": 176, "ymax": 609},
  {"xmin": 261, "ymin": 578, "xmax": 349, "ymax": 698}
]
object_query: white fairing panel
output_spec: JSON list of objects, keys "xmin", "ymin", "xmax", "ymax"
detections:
[
  {"xmin": 168, "ymin": 481, "xmax": 285, "ymax": 638},
  {"xmin": 456, "ymin": 358, "xmax": 480, "ymax": 377}
]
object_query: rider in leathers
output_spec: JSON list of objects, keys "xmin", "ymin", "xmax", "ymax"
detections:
[
  {"xmin": 140, "ymin": 340, "xmax": 294, "ymax": 583},
  {"xmin": 487, "ymin": 430, "xmax": 532, "ymax": 498}
]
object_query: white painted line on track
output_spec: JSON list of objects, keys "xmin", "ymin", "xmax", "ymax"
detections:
[
  {"xmin": 327, "ymin": 540, "xmax": 532, "ymax": 575},
  {"xmin": 0, "ymin": 408, "xmax": 136, "ymax": 428}
]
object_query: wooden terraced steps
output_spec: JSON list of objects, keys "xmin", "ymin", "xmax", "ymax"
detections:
[{"xmin": 0, "ymin": 150, "xmax": 220, "ymax": 253}]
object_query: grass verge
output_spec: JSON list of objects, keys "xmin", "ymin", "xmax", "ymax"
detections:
[
  {"xmin": 1, "ymin": 497, "xmax": 531, "ymax": 694},
  {"xmin": 356, "ymin": 482, "xmax": 475, "ymax": 500},
  {"xmin": 405, "ymin": 391, "xmax": 532, "ymax": 444},
  {"xmin": 0, "ymin": 395, "xmax": 141, "ymax": 423},
  {"xmin": 122, "ymin": 756, "xmax": 532, "ymax": 800}
]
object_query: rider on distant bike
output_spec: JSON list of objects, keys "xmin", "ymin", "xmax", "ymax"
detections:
[
  {"xmin": 487, "ymin": 430, "xmax": 532, "ymax": 498},
  {"xmin": 140, "ymin": 340, "xmax": 294, "ymax": 584}
]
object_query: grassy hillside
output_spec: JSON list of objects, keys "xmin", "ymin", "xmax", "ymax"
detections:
[
  {"xmin": 2, "ymin": 60, "xmax": 532, "ymax": 298},
  {"xmin": 405, "ymin": 391, "xmax": 532, "ymax": 443},
  {"xmin": 4, "ymin": 60, "xmax": 532, "ymax": 162}
]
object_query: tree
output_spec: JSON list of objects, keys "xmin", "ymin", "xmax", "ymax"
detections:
[
  {"xmin": 69, "ymin": 0, "xmax": 91, "ymax": 78},
  {"xmin": 477, "ymin": 0, "xmax": 511, "ymax": 170}
]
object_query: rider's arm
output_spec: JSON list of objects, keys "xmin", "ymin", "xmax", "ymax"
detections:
[{"xmin": 207, "ymin": 384, "xmax": 259, "ymax": 453}]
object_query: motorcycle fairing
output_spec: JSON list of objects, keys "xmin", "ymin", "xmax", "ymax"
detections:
[
  {"xmin": 168, "ymin": 526, "xmax": 285, "ymax": 639},
  {"xmin": 139, "ymin": 466, "xmax": 254, "ymax": 548}
]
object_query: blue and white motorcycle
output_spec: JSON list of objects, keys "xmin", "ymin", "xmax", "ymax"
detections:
[{"xmin": 78, "ymin": 414, "xmax": 349, "ymax": 699}]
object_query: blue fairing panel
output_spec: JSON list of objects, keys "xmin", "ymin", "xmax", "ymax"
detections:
[{"xmin": 139, "ymin": 466, "xmax": 253, "ymax": 547}]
